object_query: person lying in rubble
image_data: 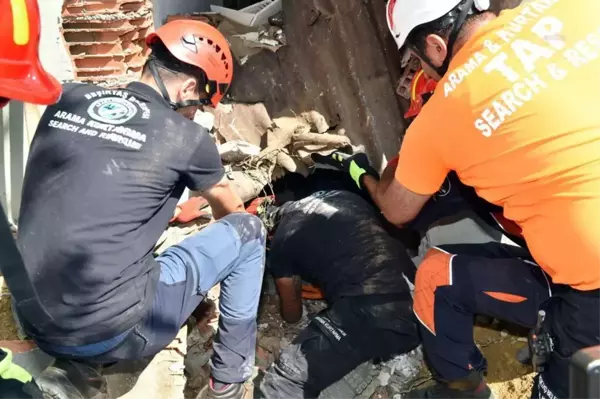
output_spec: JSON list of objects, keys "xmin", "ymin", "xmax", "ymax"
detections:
[
  {"xmin": 252, "ymin": 169, "xmax": 420, "ymax": 399},
  {"xmin": 331, "ymin": 1, "xmax": 600, "ymax": 398},
  {"xmin": 12, "ymin": 20, "xmax": 265, "ymax": 399}
]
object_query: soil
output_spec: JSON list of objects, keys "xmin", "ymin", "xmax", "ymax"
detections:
[
  {"xmin": 474, "ymin": 324, "xmax": 535, "ymax": 399},
  {"xmin": 0, "ymin": 277, "xmax": 18, "ymax": 341}
]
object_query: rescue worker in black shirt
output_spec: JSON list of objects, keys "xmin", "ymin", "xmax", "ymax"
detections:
[
  {"xmin": 14, "ymin": 20, "xmax": 265, "ymax": 399},
  {"xmin": 0, "ymin": 0, "xmax": 61, "ymax": 397},
  {"xmin": 254, "ymin": 170, "xmax": 420, "ymax": 399}
]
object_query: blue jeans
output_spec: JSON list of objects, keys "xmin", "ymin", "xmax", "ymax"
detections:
[{"xmin": 43, "ymin": 213, "xmax": 266, "ymax": 383}]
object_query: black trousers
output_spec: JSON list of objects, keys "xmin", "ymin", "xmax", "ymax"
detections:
[
  {"xmin": 258, "ymin": 294, "xmax": 419, "ymax": 399},
  {"xmin": 414, "ymin": 242, "xmax": 600, "ymax": 399}
]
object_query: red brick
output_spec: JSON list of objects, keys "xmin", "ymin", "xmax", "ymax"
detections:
[
  {"xmin": 127, "ymin": 65, "xmax": 144, "ymax": 75},
  {"xmin": 73, "ymin": 56, "xmax": 126, "ymax": 73},
  {"xmin": 121, "ymin": 39, "xmax": 144, "ymax": 54},
  {"xmin": 120, "ymin": 2, "xmax": 146, "ymax": 12},
  {"xmin": 165, "ymin": 14, "xmax": 213, "ymax": 24},
  {"xmin": 75, "ymin": 72, "xmax": 122, "ymax": 81},
  {"xmin": 120, "ymin": 26, "xmax": 150, "ymax": 42},
  {"xmin": 63, "ymin": 30, "xmax": 121, "ymax": 43},
  {"xmin": 130, "ymin": 16, "xmax": 153, "ymax": 29},
  {"xmin": 69, "ymin": 42, "xmax": 124, "ymax": 56},
  {"xmin": 63, "ymin": 20, "xmax": 133, "ymax": 31},
  {"xmin": 63, "ymin": 3, "xmax": 121, "ymax": 17},
  {"xmin": 125, "ymin": 53, "xmax": 146, "ymax": 68},
  {"xmin": 62, "ymin": 0, "xmax": 153, "ymax": 84}
]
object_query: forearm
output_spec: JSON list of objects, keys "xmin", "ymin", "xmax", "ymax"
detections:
[
  {"xmin": 363, "ymin": 174, "xmax": 389, "ymax": 215},
  {"xmin": 202, "ymin": 179, "xmax": 246, "ymax": 220},
  {"xmin": 210, "ymin": 197, "xmax": 245, "ymax": 220}
]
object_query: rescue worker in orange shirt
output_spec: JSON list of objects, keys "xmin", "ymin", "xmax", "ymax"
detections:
[{"xmin": 330, "ymin": 0, "xmax": 600, "ymax": 398}]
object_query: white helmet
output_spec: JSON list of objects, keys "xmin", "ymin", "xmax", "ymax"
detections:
[{"xmin": 386, "ymin": 0, "xmax": 490, "ymax": 49}]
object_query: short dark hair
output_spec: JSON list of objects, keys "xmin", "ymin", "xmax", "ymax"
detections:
[
  {"xmin": 142, "ymin": 40, "xmax": 207, "ymax": 93},
  {"xmin": 406, "ymin": 0, "xmax": 491, "ymax": 53}
]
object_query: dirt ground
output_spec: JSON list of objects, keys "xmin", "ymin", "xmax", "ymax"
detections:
[
  {"xmin": 474, "ymin": 324, "xmax": 534, "ymax": 398},
  {"xmin": 0, "ymin": 280, "xmax": 534, "ymax": 398},
  {"xmin": 0, "ymin": 278, "xmax": 18, "ymax": 341}
]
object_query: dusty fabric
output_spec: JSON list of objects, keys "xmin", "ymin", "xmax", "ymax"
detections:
[
  {"xmin": 268, "ymin": 190, "xmax": 415, "ymax": 302},
  {"xmin": 17, "ymin": 82, "xmax": 224, "ymax": 346}
]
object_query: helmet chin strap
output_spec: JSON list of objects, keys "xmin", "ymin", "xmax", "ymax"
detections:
[
  {"xmin": 148, "ymin": 60, "xmax": 211, "ymax": 110},
  {"xmin": 411, "ymin": 0, "xmax": 476, "ymax": 79}
]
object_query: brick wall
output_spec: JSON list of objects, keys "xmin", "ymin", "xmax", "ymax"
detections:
[{"xmin": 61, "ymin": 0, "xmax": 154, "ymax": 87}]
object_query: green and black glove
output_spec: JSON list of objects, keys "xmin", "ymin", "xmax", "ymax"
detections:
[
  {"xmin": 328, "ymin": 151, "xmax": 379, "ymax": 189},
  {"xmin": 0, "ymin": 348, "xmax": 43, "ymax": 399}
]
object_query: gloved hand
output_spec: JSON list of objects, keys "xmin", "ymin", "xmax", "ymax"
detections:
[
  {"xmin": 328, "ymin": 151, "xmax": 379, "ymax": 189},
  {"xmin": 0, "ymin": 348, "xmax": 43, "ymax": 398}
]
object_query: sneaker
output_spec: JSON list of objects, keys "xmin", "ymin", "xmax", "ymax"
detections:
[
  {"xmin": 405, "ymin": 372, "xmax": 494, "ymax": 399},
  {"xmin": 198, "ymin": 378, "xmax": 253, "ymax": 399},
  {"xmin": 35, "ymin": 358, "xmax": 107, "ymax": 399}
]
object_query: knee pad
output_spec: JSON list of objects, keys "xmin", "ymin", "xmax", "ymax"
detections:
[{"xmin": 414, "ymin": 248, "xmax": 453, "ymax": 335}]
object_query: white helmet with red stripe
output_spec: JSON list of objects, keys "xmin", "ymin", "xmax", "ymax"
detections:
[{"xmin": 386, "ymin": 0, "xmax": 490, "ymax": 49}]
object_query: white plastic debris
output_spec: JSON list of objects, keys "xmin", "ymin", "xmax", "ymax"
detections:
[{"xmin": 211, "ymin": 0, "xmax": 282, "ymax": 27}]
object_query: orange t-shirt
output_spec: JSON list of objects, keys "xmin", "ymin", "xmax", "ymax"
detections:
[{"xmin": 396, "ymin": 0, "xmax": 600, "ymax": 290}]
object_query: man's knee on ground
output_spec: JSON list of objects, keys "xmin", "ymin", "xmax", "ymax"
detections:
[
  {"xmin": 221, "ymin": 213, "xmax": 266, "ymax": 245},
  {"xmin": 414, "ymin": 248, "xmax": 453, "ymax": 335}
]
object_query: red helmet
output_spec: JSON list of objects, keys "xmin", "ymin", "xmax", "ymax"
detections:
[
  {"xmin": 146, "ymin": 20, "xmax": 233, "ymax": 108},
  {"xmin": 0, "ymin": 0, "xmax": 62, "ymax": 106}
]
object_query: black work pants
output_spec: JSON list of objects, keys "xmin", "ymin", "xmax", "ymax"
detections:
[
  {"xmin": 414, "ymin": 242, "xmax": 600, "ymax": 399},
  {"xmin": 258, "ymin": 294, "xmax": 419, "ymax": 399}
]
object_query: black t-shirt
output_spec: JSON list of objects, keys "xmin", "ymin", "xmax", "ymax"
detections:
[
  {"xmin": 268, "ymin": 190, "xmax": 416, "ymax": 303},
  {"xmin": 16, "ymin": 82, "xmax": 224, "ymax": 345}
]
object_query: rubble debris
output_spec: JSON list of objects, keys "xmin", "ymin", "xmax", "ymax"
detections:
[
  {"xmin": 217, "ymin": 20, "xmax": 286, "ymax": 64},
  {"xmin": 300, "ymin": 110, "xmax": 330, "ymax": 134},
  {"xmin": 268, "ymin": 14, "xmax": 285, "ymax": 27},
  {"xmin": 207, "ymin": 102, "xmax": 351, "ymax": 201},
  {"xmin": 396, "ymin": 56, "xmax": 421, "ymax": 101},
  {"xmin": 226, "ymin": 169, "xmax": 272, "ymax": 203},
  {"xmin": 219, "ymin": 140, "xmax": 261, "ymax": 163},
  {"xmin": 232, "ymin": 30, "xmax": 284, "ymax": 53},
  {"xmin": 212, "ymin": 103, "xmax": 272, "ymax": 145}
]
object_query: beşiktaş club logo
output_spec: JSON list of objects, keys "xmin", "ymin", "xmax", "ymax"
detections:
[{"xmin": 87, "ymin": 97, "xmax": 138, "ymax": 125}]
